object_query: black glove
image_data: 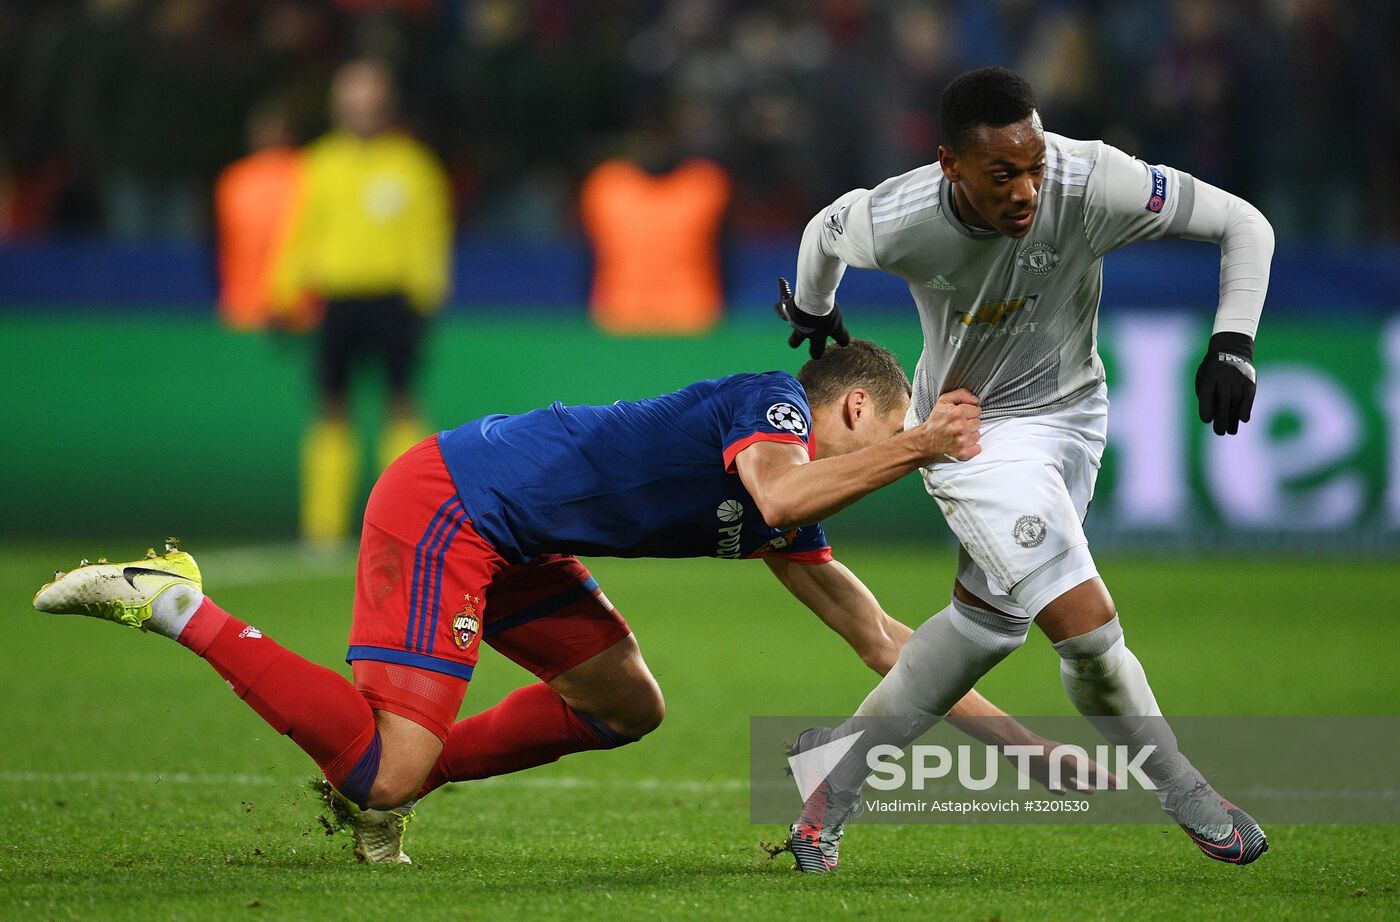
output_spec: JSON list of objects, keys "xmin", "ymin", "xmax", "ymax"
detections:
[
  {"xmin": 774, "ymin": 277, "xmax": 850, "ymax": 359},
  {"xmin": 1195, "ymin": 331, "xmax": 1256, "ymax": 436}
]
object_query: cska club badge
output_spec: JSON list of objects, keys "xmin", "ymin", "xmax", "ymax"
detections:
[{"xmin": 451, "ymin": 595, "xmax": 482, "ymax": 650}]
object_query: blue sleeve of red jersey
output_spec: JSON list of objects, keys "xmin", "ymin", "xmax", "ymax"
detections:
[{"xmin": 720, "ymin": 373, "xmax": 816, "ymax": 473}]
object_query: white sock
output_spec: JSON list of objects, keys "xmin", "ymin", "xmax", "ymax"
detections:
[
  {"xmin": 1054, "ymin": 616, "xmax": 1192, "ymax": 788},
  {"xmin": 146, "ymin": 584, "xmax": 206, "ymax": 640},
  {"xmin": 826, "ymin": 599, "xmax": 1029, "ymax": 792},
  {"xmin": 858, "ymin": 598, "xmax": 1028, "ymax": 718}
]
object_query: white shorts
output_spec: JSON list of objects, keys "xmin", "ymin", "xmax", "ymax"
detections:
[{"xmin": 917, "ymin": 384, "xmax": 1109, "ymax": 620}]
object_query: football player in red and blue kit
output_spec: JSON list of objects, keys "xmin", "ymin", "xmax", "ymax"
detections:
[{"xmin": 32, "ymin": 340, "xmax": 1097, "ymax": 863}]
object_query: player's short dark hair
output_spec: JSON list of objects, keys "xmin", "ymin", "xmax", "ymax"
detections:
[
  {"xmin": 797, "ymin": 339, "xmax": 911, "ymax": 413},
  {"xmin": 939, "ymin": 66, "xmax": 1038, "ymax": 153}
]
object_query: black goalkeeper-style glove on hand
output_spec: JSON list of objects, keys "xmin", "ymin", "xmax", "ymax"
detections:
[
  {"xmin": 1195, "ymin": 331, "xmax": 1257, "ymax": 436},
  {"xmin": 775, "ymin": 277, "xmax": 850, "ymax": 359}
]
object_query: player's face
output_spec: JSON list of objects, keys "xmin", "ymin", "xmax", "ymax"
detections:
[
  {"xmin": 811, "ymin": 390, "xmax": 911, "ymax": 459},
  {"xmin": 939, "ymin": 112, "xmax": 1046, "ymax": 238}
]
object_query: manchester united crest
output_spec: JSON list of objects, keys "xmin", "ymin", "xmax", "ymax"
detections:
[
  {"xmin": 1012, "ymin": 514, "xmax": 1048, "ymax": 548},
  {"xmin": 1016, "ymin": 240, "xmax": 1059, "ymax": 276},
  {"xmin": 451, "ymin": 595, "xmax": 482, "ymax": 650}
]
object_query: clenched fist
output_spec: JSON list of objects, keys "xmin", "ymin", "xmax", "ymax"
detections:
[{"xmin": 908, "ymin": 389, "xmax": 981, "ymax": 463}]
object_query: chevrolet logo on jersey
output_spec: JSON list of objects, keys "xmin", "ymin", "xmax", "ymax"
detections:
[{"xmin": 955, "ymin": 295, "xmax": 1038, "ymax": 327}]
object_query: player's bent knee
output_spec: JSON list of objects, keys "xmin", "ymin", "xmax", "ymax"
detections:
[
  {"xmin": 1053, "ymin": 615, "xmax": 1127, "ymax": 678},
  {"xmin": 596, "ymin": 677, "xmax": 665, "ymax": 741},
  {"xmin": 551, "ymin": 634, "xmax": 666, "ymax": 741},
  {"xmin": 943, "ymin": 597, "xmax": 1031, "ymax": 659},
  {"xmin": 868, "ymin": 599, "xmax": 1031, "ymax": 717},
  {"xmin": 366, "ymin": 773, "xmax": 424, "ymax": 810},
  {"xmin": 629, "ymin": 683, "xmax": 667, "ymax": 737},
  {"xmin": 364, "ymin": 746, "xmax": 440, "ymax": 808},
  {"xmin": 362, "ymin": 710, "xmax": 443, "ymax": 808}
]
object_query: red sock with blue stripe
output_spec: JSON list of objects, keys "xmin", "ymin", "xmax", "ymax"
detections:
[
  {"xmin": 176, "ymin": 597, "xmax": 383, "ymax": 806},
  {"xmin": 417, "ymin": 682, "xmax": 635, "ymax": 796}
]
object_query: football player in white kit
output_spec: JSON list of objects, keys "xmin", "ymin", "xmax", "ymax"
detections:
[{"xmin": 775, "ymin": 67, "xmax": 1272, "ymax": 872}]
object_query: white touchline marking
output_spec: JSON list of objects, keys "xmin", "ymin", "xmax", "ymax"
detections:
[
  {"xmin": 0, "ymin": 770, "xmax": 280, "ymax": 787},
  {"xmin": 0, "ymin": 770, "xmax": 747, "ymax": 793},
  {"xmin": 4, "ymin": 773, "xmax": 1393, "ymax": 807},
  {"xmin": 476, "ymin": 776, "xmax": 748, "ymax": 793},
  {"xmin": 197, "ymin": 543, "xmax": 356, "ymax": 588}
]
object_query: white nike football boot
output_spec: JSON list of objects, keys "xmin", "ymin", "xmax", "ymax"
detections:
[{"xmin": 32, "ymin": 539, "xmax": 201, "ymax": 629}]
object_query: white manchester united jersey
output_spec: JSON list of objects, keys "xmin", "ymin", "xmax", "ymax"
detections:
[{"xmin": 796, "ymin": 133, "xmax": 1200, "ymax": 422}]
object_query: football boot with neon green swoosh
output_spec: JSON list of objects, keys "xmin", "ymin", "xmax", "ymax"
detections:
[{"xmin": 32, "ymin": 538, "xmax": 201, "ymax": 629}]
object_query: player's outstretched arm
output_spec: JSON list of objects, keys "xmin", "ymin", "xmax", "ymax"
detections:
[
  {"xmin": 735, "ymin": 389, "xmax": 981, "ymax": 529},
  {"xmin": 1084, "ymin": 144, "xmax": 1273, "ymax": 437},
  {"xmin": 1177, "ymin": 179, "xmax": 1273, "ymax": 435},
  {"xmin": 783, "ymin": 189, "xmax": 880, "ymax": 356},
  {"xmin": 763, "ymin": 555, "xmax": 910, "ymax": 674}
]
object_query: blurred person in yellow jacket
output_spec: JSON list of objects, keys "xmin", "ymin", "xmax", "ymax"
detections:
[{"xmin": 273, "ymin": 58, "xmax": 452, "ymax": 548}]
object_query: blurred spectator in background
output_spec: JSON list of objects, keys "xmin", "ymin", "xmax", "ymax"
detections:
[
  {"xmin": 869, "ymin": 3, "xmax": 960, "ymax": 179},
  {"xmin": 272, "ymin": 57, "xmax": 451, "ymax": 548},
  {"xmin": 4, "ymin": 0, "xmax": 147, "ymax": 237},
  {"xmin": 580, "ymin": 117, "xmax": 731, "ymax": 335},
  {"xmin": 95, "ymin": 0, "xmax": 263, "ymax": 240},
  {"xmin": 1140, "ymin": 1, "xmax": 1243, "ymax": 193},
  {"xmin": 0, "ymin": 0, "xmax": 1396, "ymax": 246},
  {"xmin": 214, "ymin": 96, "xmax": 307, "ymax": 331},
  {"xmin": 1254, "ymin": 0, "xmax": 1369, "ymax": 241}
]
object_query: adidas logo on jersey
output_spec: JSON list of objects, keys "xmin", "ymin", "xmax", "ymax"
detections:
[{"xmin": 923, "ymin": 275, "xmax": 957, "ymax": 291}]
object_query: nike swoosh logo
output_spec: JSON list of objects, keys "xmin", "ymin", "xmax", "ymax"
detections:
[
  {"xmin": 1188, "ymin": 826, "xmax": 1243, "ymax": 861},
  {"xmin": 121, "ymin": 566, "xmax": 182, "ymax": 590}
]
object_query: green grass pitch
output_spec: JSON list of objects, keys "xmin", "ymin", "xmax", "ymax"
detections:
[{"xmin": 2, "ymin": 542, "xmax": 1398, "ymax": 920}]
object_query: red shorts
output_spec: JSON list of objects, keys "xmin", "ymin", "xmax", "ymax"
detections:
[{"xmin": 348, "ymin": 437, "xmax": 632, "ymax": 741}]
